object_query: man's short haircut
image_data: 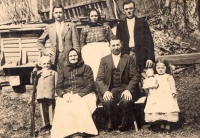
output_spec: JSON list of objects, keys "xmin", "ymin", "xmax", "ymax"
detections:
[
  {"xmin": 52, "ymin": 4, "xmax": 65, "ymax": 12},
  {"xmin": 109, "ymin": 36, "xmax": 121, "ymax": 45},
  {"xmin": 122, "ymin": 0, "xmax": 135, "ymax": 9}
]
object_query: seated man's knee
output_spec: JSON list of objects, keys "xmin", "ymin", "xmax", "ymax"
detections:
[
  {"xmin": 120, "ymin": 98, "xmax": 134, "ymax": 108},
  {"xmin": 103, "ymin": 99, "xmax": 115, "ymax": 107}
]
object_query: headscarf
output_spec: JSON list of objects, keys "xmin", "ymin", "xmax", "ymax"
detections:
[
  {"xmin": 62, "ymin": 48, "xmax": 84, "ymax": 68},
  {"xmin": 88, "ymin": 8, "xmax": 103, "ymax": 27}
]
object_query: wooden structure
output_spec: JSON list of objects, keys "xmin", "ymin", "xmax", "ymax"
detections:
[
  {"xmin": 40, "ymin": 0, "xmax": 120, "ymax": 23},
  {"xmin": 0, "ymin": 24, "xmax": 51, "ymax": 69},
  {"xmin": 0, "ymin": 24, "xmax": 51, "ymax": 85}
]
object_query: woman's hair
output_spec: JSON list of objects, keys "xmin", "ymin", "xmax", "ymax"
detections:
[
  {"xmin": 153, "ymin": 58, "xmax": 171, "ymax": 74},
  {"xmin": 88, "ymin": 8, "xmax": 101, "ymax": 23},
  {"xmin": 67, "ymin": 49, "xmax": 81, "ymax": 62},
  {"xmin": 62, "ymin": 48, "xmax": 83, "ymax": 67}
]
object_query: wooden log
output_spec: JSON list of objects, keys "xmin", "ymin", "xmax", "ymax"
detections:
[{"xmin": 156, "ymin": 53, "xmax": 200, "ymax": 65}]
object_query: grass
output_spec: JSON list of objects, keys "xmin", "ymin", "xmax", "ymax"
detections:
[{"xmin": 0, "ymin": 65, "xmax": 200, "ymax": 138}]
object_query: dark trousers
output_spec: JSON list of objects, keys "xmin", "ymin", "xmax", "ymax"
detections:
[
  {"xmin": 38, "ymin": 98, "xmax": 55, "ymax": 126},
  {"xmin": 103, "ymin": 87, "xmax": 135, "ymax": 127}
]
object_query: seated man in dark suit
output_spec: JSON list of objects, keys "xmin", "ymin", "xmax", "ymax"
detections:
[{"xmin": 96, "ymin": 38, "xmax": 140, "ymax": 132}]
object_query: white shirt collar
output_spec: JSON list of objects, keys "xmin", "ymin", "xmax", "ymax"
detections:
[
  {"xmin": 126, "ymin": 17, "xmax": 135, "ymax": 21},
  {"xmin": 112, "ymin": 53, "xmax": 121, "ymax": 58},
  {"xmin": 56, "ymin": 21, "xmax": 64, "ymax": 24},
  {"xmin": 126, "ymin": 17, "xmax": 135, "ymax": 47},
  {"xmin": 112, "ymin": 53, "xmax": 121, "ymax": 68}
]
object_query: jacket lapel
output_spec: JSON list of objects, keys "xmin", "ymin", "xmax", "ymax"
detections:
[
  {"xmin": 106, "ymin": 54, "xmax": 114, "ymax": 73},
  {"xmin": 119, "ymin": 54, "xmax": 127, "ymax": 78},
  {"xmin": 62, "ymin": 23, "xmax": 70, "ymax": 38},
  {"xmin": 134, "ymin": 17, "xmax": 138, "ymax": 42},
  {"xmin": 122, "ymin": 19, "xmax": 129, "ymax": 35},
  {"xmin": 104, "ymin": 54, "xmax": 113, "ymax": 87},
  {"xmin": 49, "ymin": 23, "xmax": 57, "ymax": 43}
]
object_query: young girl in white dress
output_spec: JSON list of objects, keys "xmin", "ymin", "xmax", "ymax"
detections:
[{"xmin": 144, "ymin": 59, "xmax": 180, "ymax": 132}]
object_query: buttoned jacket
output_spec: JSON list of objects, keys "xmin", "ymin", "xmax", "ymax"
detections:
[
  {"xmin": 56, "ymin": 64, "xmax": 94, "ymax": 98},
  {"xmin": 35, "ymin": 69, "xmax": 57, "ymax": 99},
  {"xmin": 96, "ymin": 54, "xmax": 140, "ymax": 101}
]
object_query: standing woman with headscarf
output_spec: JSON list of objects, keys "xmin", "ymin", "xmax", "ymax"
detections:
[
  {"xmin": 80, "ymin": 8, "xmax": 114, "ymax": 79},
  {"xmin": 51, "ymin": 48, "xmax": 98, "ymax": 138}
]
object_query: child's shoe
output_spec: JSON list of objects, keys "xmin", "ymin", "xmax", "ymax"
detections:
[
  {"xmin": 160, "ymin": 123, "xmax": 165, "ymax": 129},
  {"xmin": 39, "ymin": 123, "xmax": 51, "ymax": 136},
  {"xmin": 165, "ymin": 124, "xmax": 171, "ymax": 133}
]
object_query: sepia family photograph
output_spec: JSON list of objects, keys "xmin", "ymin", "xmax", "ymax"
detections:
[{"xmin": 0, "ymin": 0, "xmax": 200, "ymax": 138}]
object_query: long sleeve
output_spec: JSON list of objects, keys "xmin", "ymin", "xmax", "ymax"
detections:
[
  {"xmin": 54, "ymin": 72, "xmax": 58, "ymax": 97},
  {"xmin": 36, "ymin": 26, "xmax": 49, "ymax": 54},
  {"xmin": 116, "ymin": 23, "xmax": 121, "ymax": 40},
  {"xmin": 80, "ymin": 27, "xmax": 87, "ymax": 47},
  {"xmin": 56, "ymin": 65, "xmax": 66, "ymax": 97},
  {"xmin": 168, "ymin": 75, "xmax": 177, "ymax": 94},
  {"xmin": 126, "ymin": 56, "xmax": 141, "ymax": 93},
  {"xmin": 71, "ymin": 23, "xmax": 80, "ymax": 52},
  {"xmin": 106, "ymin": 25, "xmax": 114, "ymax": 41},
  {"xmin": 96, "ymin": 58, "xmax": 109, "ymax": 95},
  {"xmin": 78, "ymin": 65, "xmax": 94, "ymax": 97},
  {"xmin": 144, "ymin": 20, "xmax": 155, "ymax": 61}
]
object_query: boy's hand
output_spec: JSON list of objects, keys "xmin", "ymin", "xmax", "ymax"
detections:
[
  {"xmin": 172, "ymin": 93, "xmax": 177, "ymax": 98},
  {"xmin": 45, "ymin": 49, "xmax": 55, "ymax": 57},
  {"xmin": 33, "ymin": 67, "xmax": 38, "ymax": 72}
]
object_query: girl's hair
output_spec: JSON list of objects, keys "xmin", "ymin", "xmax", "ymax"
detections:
[
  {"xmin": 88, "ymin": 8, "xmax": 101, "ymax": 23},
  {"xmin": 153, "ymin": 58, "xmax": 171, "ymax": 74}
]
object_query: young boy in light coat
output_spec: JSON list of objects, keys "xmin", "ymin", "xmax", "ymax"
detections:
[{"xmin": 31, "ymin": 56, "xmax": 57, "ymax": 134}]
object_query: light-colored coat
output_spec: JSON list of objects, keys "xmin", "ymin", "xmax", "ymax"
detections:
[
  {"xmin": 35, "ymin": 69, "xmax": 57, "ymax": 99},
  {"xmin": 37, "ymin": 22, "xmax": 80, "ymax": 65}
]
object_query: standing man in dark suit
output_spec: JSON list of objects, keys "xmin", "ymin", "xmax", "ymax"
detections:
[
  {"xmin": 37, "ymin": 4, "xmax": 80, "ymax": 68},
  {"xmin": 116, "ymin": 0, "xmax": 155, "ymax": 73},
  {"xmin": 96, "ymin": 38, "xmax": 140, "ymax": 132}
]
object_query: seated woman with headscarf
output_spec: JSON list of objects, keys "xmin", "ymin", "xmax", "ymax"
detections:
[
  {"xmin": 51, "ymin": 48, "xmax": 98, "ymax": 138},
  {"xmin": 80, "ymin": 8, "xmax": 114, "ymax": 79}
]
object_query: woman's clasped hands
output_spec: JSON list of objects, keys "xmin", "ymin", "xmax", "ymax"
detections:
[{"xmin": 63, "ymin": 92, "xmax": 81, "ymax": 103}]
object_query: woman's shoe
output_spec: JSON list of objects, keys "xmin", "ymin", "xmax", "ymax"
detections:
[{"xmin": 71, "ymin": 133, "xmax": 83, "ymax": 138}]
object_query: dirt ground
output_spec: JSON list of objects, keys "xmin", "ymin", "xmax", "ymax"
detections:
[{"xmin": 0, "ymin": 65, "xmax": 200, "ymax": 138}]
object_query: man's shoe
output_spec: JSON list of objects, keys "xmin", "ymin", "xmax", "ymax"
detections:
[
  {"xmin": 105, "ymin": 122, "xmax": 113, "ymax": 132},
  {"xmin": 117, "ymin": 124, "xmax": 129, "ymax": 132}
]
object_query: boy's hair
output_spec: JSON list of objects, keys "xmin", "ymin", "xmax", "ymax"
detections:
[
  {"xmin": 153, "ymin": 58, "xmax": 171, "ymax": 74},
  {"xmin": 39, "ymin": 56, "xmax": 52, "ymax": 66}
]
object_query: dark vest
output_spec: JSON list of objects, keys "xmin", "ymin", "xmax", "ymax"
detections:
[{"xmin": 110, "ymin": 60, "xmax": 122, "ymax": 88}]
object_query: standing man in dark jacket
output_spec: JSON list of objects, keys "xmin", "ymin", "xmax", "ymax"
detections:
[{"xmin": 116, "ymin": 0, "xmax": 155, "ymax": 73}]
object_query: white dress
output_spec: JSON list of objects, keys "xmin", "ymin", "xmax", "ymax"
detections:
[
  {"xmin": 51, "ymin": 92, "xmax": 98, "ymax": 138},
  {"xmin": 144, "ymin": 74, "xmax": 180, "ymax": 122},
  {"xmin": 81, "ymin": 42, "xmax": 110, "ymax": 79}
]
